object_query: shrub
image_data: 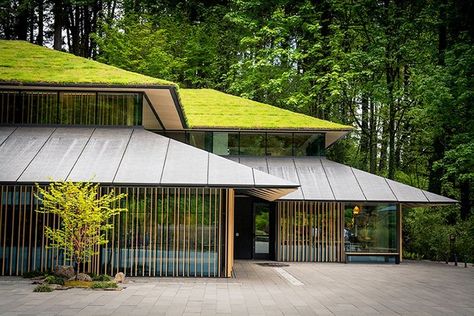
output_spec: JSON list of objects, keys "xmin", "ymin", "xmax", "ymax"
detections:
[
  {"xmin": 23, "ymin": 270, "xmax": 46, "ymax": 278},
  {"xmin": 33, "ymin": 284, "xmax": 53, "ymax": 292},
  {"xmin": 92, "ymin": 274, "xmax": 112, "ymax": 282},
  {"xmin": 45, "ymin": 275, "xmax": 65, "ymax": 285},
  {"xmin": 64, "ymin": 280, "xmax": 92, "ymax": 288},
  {"xmin": 91, "ymin": 281, "xmax": 118, "ymax": 289}
]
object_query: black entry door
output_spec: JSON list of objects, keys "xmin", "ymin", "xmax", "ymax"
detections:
[
  {"xmin": 234, "ymin": 197, "xmax": 274, "ymax": 260},
  {"xmin": 234, "ymin": 197, "xmax": 253, "ymax": 259}
]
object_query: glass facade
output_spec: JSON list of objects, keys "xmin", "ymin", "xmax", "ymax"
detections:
[
  {"xmin": 163, "ymin": 131, "xmax": 326, "ymax": 157},
  {"xmin": 277, "ymin": 201, "xmax": 345, "ymax": 262},
  {"xmin": 344, "ymin": 204, "xmax": 397, "ymax": 254},
  {"xmin": 0, "ymin": 185, "xmax": 228, "ymax": 277},
  {"xmin": 0, "ymin": 90, "xmax": 142, "ymax": 126}
]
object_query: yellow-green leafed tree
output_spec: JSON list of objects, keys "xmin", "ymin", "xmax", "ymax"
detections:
[{"xmin": 35, "ymin": 182, "xmax": 126, "ymax": 280}]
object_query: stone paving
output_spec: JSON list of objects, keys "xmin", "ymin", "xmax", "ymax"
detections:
[{"xmin": 0, "ymin": 260, "xmax": 473, "ymax": 315}]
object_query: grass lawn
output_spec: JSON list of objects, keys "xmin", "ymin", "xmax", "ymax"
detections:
[
  {"xmin": 0, "ymin": 40, "xmax": 175, "ymax": 86},
  {"xmin": 179, "ymin": 89, "xmax": 353, "ymax": 130}
]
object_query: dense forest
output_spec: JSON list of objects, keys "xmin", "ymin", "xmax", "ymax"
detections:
[{"xmin": 1, "ymin": 0, "xmax": 473, "ymax": 262}]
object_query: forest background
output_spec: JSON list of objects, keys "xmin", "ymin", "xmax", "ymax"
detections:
[{"xmin": 1, "ymin": 0, "xmax": 473, "ymax": 263}]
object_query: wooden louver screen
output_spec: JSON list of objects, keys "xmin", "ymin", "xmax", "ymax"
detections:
[
  {"xmin": 0, "ymin": 185, "xmax": 228, "ymax": 277},
  {"xmin": 276, "ymin": 201, "xmax": 345, "ymax": 262}
]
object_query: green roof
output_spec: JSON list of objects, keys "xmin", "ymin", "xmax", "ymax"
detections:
[
  {"xmin": 179, "ymin": 89, "xmax": 352, "ymax": 130},
  {"xmin": 0, "ymin": 40, "xmax": 175, "ymax": 86}
]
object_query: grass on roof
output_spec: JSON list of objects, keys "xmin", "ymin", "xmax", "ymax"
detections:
[
  {"xmin": 0, "ymin": 40, "xmax": 176, "ymax": 86},
  {"xmin": 179, "ymin": 89, "xmax": 353, "ymax": 130}
]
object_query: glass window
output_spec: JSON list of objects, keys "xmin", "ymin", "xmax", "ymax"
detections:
[
  {"xmin": 294, "ymin": 133, "xmax": 325, "ymax": 156},
  {"xmin": 212, "ymin": 132, "xmax": 239, "ymax": 156},
  {"xmin": 344, "ymin": 204, "xmax": 397, "ymax": 254},
  {"xmin": 266, "ymin": 133, "xmax": 293, "ymax": 156},
  {"xmin": 188, "ymin": 131, "xmax": 208, "ymax": 150},
  {"xmin": 0, "ymin": 90, "xmax": 142, "ymax": 126},
  {"xmin": 239, "ymin": 133, "xmax": 265, "ymax": 156},
  {"xmin": 165, "ymin": 131, "xmax": 187, "ymax": 143}
]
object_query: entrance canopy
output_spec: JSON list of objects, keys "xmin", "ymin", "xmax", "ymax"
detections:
[
  {"xmin": 230, "ymin": 156, "xmax": 457, "ymax": 206},
  {"xmin": 0, "ymin": 126, "xmax": 298, "ymax": 201}
]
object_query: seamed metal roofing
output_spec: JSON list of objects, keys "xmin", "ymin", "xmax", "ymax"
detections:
[
  {"xmin": 0, "ymin": 126, "xmax": 298, "ymax": 201},
  {"xmin": 230, "ymin": 156, "xmax": 457, "ymax": 206}
]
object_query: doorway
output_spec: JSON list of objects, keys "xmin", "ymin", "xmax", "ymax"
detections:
[{"xmin": 234, "ymin": 197, "xmax": 275, "ymax": 260}]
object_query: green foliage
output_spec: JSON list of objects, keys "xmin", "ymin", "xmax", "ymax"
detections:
[
  {"xmin": 33, "ymin": 284, "xmax": 53, "ymax": 292},
  {"xmin": 0, "ymin": 40, "xmax": 176, "ymax": 86},
  {"xmin": 45, "ymin": 275, "xmax": 65, "ymax": 285},
  {"xmin": 91, "ymin": 281, "xmax": 118, "ymax": 289},
  {"xmin": 180, "ymin": 89, "xmax": 352, "ymax": 130},
  {"xmin": 22, "ymin": 270, "xmax": 48, "ymax": 279},
  {"xmin": 91, "ymin": 274, "xmax": 112, "ymax": 282},
  {"xmin": 35, "ymin": 181, "xmax": 127, "ymax": 277}
]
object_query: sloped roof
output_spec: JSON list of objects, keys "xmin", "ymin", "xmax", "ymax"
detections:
[
  {"xmin": 0, "ymin": 40, "xmax": 175, "ymax": 86},
  {"xmin": 0, "ymin": 126, "xmax": 298, "ymax": 201},
  {"xmin": 230, "ymin": 156, "xmax": 457, "ymax": 205},
  {"xmin": 179, "ymin": 89, "xmax": 353, "ymax": 131}
]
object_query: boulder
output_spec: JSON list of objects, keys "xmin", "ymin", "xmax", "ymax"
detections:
[
  {"xmin": 54, "ymin": 266, "xmax": 75, "ymax": 279},
  {"xmin": 114, "ymin": 272, "xmax": 126, "ymax": 284},
  {"xmin": 68, "ymin": 273, "xmax": 92, "ymax": 282}
]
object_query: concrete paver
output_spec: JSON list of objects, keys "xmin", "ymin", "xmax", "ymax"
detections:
[{"xmin": 0, "ymin": 261, "xmax": 472, "ymax": 315}]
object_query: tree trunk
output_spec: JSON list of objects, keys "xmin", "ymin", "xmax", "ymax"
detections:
[
  {"xmin": 36, "ymin": 0, "xmax": 44, "ymax": 45},
  {"xmin": 14, "ymin": 0, "xmax": 29, "ymax": 40},
  {"xmin": 53, "ymin": 0, "xmax": 63, "ymax": 50},
  {"xmin": 360, "ymin": 95, "xmax": 369, "ymax": 171},
  {"xmin": 460, "ymin": 180, "xmax": 471, "ymax": 220},
  {"xmin": 369, "ymin": 99, "xmax": 377, "ymax": 173},
  {"xmin": 379, "ymin": 122, "xmax": 388, "ymax": 174}
]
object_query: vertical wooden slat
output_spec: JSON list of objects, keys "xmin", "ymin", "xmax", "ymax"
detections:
[
  {"xmin": 135, "ymin": 187, "xmax": 139, "ymax": 276},
  {"xmin": 218, "ymin": 189, "xmax": 222, "ymax": 277},
  {"xmin": 226, "ymin": 189, "xmax": 234, "ymax": 278},
  {"xmin": 175, "ymin": 188, "xmax": 179, "ymax": 276},
  {"xmin": 0, "ymin": 186, "xmax": 4, "ymax": 275},
  {"xmin": 10, "ymin": 186, "xmax": 16, "ymax": 275},
  {"xmin": 208, "ymin": 189, "xmax": 212, "ymax": 276},
  {"xmin": 398, "ymin": 204, "xmax": 403, "ymax": 263},
  {"xmin": 165, "ymin": 188, "xmax": 169, "ymax": 276}
]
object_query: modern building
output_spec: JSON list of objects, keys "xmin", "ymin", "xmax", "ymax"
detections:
[{"xmin": 0, "ymin": 40, "xmax": 456, "ymax": 278}]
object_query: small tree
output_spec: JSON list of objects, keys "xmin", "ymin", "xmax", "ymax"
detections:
[{"xmin": 35, "ymin": 181, "xmax": 126, "ymax": 280}]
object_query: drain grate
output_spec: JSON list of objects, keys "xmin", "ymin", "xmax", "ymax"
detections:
[{"xmin": 256, "ymin": 262, "xmax": 290, "ymax": 267}]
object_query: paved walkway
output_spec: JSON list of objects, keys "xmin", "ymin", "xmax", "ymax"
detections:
[{"xmin": 0, "ymin": 260, "xmax": 473, "ymax": 315}]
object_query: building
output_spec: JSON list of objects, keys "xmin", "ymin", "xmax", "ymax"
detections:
[{"xmin": 0, "ymin": 40, "xmax": 456, "ymax": 278}]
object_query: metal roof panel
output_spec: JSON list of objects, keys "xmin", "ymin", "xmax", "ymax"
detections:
[
  {"xmin": 0, "ymin": 127, "xmax": 54, "ymax": 182},
  {"xmin": 19, "ymin": 127, "xmax": 93, "ymax": 182},
  {"xmin": 113, "ymin": 129, "xmax": 169, "ymax": 184},
  {"xmin": 67, "ymin": 128, "xmax": 132, "ymax": 183}
]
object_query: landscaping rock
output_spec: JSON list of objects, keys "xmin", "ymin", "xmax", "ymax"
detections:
[
  {"xmin": 68, "ymin": 273, "xmax": 92, "ymax": 282},
  {"xmin": 114, "ymin": 272, "xmax": 126, "ymax": 283},
  {"xmin": 54, "ymin": 266, "xmax": 75, "ymax": 279}
]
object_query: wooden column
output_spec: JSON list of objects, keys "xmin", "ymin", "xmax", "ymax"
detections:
[
  {"xmin": 397, "ymin": 204, "xmax": 403, "ymax": 264},
  {"xmin": 226, "ymin": 189, "xmax": 235, "ymax": 277}
]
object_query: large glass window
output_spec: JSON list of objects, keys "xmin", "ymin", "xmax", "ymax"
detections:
[
  {"xmin": 0, "ymin": 90, "xmax": 142, "ymax": 126},
  {"xmin": 239, "ymin": 133, "xmax": 265, "ymax": 156},
  {"xmin": 266, "ymin": 133, "xmax": 293, "ymax": 156},
  {"xmin": 294, "ymin": 133, "xmax": 325, "ymax": 156},
  {"xmin": 344, "ymin": 204, "xmax": 397, "ymax": 254},
  {"xmin": 212, "ymin": 132, "xmax": 239, "ymax": 155},
  {"xmin": 162, "ymin": 131, "xmax": 326, "ymax": 157}
]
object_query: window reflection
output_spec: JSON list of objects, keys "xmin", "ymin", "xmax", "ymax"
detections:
[
  {"xmin": 240, "ymin": 133, "xmax": 265, "ymax": 156},
  {"xmin": 0, "ymin": 90, "xmax": 142, "ymax": 126},
  {"xmin": 266, "ymin": 133, "xmax": 293, "ymax": 156},
  {"xmin": 165, "ymin": 131, "xmax": 326, "ymax": 157},
  {"xmin": 211, "ymin": 132, "xmax": 239, "ymax": 155},
  {"xmin": 344, "ymin": 204, "xmax": 397, "ymax": 253},
  {"xmin": 294, "ymin": 133, "xmax": 325, "ymax": 156}
]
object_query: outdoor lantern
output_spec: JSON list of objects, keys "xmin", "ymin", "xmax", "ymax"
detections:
[{"xmin": 353, "ymin": 205, "xmax": 361, "ymax": 216}]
